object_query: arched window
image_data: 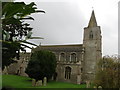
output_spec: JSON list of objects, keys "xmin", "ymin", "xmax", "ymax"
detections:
[
  {"xmin": 89, "ymin": 31, "xmax": 93, "ymax": 39},
  {"xmin": 71, "ymin": 53, "xmax": 77, "ymax": 62},
  {"xmin": 65, "ymin": 66, "xmax": 71, "ymax": 79},
  {"xmin": 60, "ymin": 53, "xmax": 65, "ymax": 61}
]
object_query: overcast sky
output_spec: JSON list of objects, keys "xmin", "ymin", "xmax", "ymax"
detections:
[{"xmin": 15, "ymin": 0, "xmax": 119, "ymax": 56}]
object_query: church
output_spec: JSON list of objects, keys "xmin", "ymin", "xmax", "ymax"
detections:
[
  {"xmin": 33, "ymin": 10, "xmax": 102, "ymax": 84},
  {"xmin": 5, "ymin": 10, "xmax": 102, "ymax": 84}
]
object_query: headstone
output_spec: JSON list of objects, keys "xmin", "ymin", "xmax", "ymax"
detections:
[
  {"xmin": 39, "ymin": 80, "xmax": 42, "ymax": 86},
  {"xmin": 32, "ymin": 79, "xmax": 36, "ymax": 86},
  {"xmin": 93, "ymin": 86, "xmax": 97, "ymax": 90},
  {"xmin": 93, "ymin": 86, "xmax": 97, "ymax": 88},
  {"xmin": 86, "ymin": 81, "xmax": 90, "ymax": 88},
  {"xmin": 43, "ymin": 77, "xmax": 47, "ymax": 86},
  {"xmin": 98, "ymin": 86, "xmax": 102, "ymax": 88},
  {"xmin": 36, "ymin": 80, "xmax": 42, "ymax": 86},
  {"xmin": 3, "ymin": 66, "xmax": 8, "ymax": 75},
  {"xmin": 77, "ymin": 75, "xmax": 81, "ymax": 84},
  {"xmin": 98, "ymin": 86, "xmax": 102, "ymax": 90},
  {"xmin": 51, "ymin": 76, "xmax": 54, "ymax": 81},
  {"xmin": 0, "ymin": 68, "xmax": 2, "ymax": 74},
  {"xmin": 7, "ymin": 66, "xmax": 9, "ymax": 69}
]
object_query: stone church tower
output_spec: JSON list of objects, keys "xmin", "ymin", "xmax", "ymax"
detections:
[{"xmin": 83, "ymin": 10, "xmax": 102, "ymax": 82}]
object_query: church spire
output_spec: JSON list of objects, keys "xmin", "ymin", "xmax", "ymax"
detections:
[{"xmin": 88, "ymin": 10, "xmax": 97, "ymax": 27}]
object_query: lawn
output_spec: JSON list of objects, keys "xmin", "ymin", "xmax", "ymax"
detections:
[{"xmin": 2, "ymin": 74, "xmax": 86, "ymax": 88}]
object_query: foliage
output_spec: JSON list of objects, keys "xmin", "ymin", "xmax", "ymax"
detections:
[
  {"xmin": 2, "ymin": 2, "xmax": 45, "ymax": 70},
  {"xmin": 2, "ymin": 41, "xmax": 20, "ymax": 70},
  {"xmin": 2, "ymin": 75, "xmax": 86, "ymax": 88},
  {"xmin": 94, "ymin": 56, "xmax": 120, "ymax": 88},
  {"xmin": 2, "ymin": 2, "xmax": 45, "ymax": 41},
  {"xmin": 25, "ymin": 50, "xmax": 57, "ymax": 81}
]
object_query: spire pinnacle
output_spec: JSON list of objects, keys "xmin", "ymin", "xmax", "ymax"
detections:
[{"xmin": 88, "ymin": 10, "xmax": 97, "ymax": 27}]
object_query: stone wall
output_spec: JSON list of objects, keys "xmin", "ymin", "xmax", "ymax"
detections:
[
  {"xmin": 33, "ymin": 44, "xmax": 84, "ymax": 84},
  {"xmin": 7, "ymin": 53, "xmax": 31, "ymax": 76},
  {"xmin": 56, "ymin": 63, "xmax": 82, "ymax": 84}
]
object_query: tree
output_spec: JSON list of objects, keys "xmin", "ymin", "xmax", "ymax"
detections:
[
  {"xmin": 1, "ymin": 2, "xmax": 45, "ymax": 70},
  {"xmin": 94, "ymin": 56, "xmax": 120, "ymax": 88},
  {"xmin": 25, "ymin": 50, "xmax": 57, "ymax": 81}
]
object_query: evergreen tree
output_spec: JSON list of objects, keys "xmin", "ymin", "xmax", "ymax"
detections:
[
  {"xmin": 25, "ymin": 50, "xmax": 57, "ymax": 81},
  {"xmin": 2, "ymin": 2, "xmax": 45, "ymax": 70}
]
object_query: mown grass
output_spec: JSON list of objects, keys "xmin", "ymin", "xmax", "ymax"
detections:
[
  {"xmin": 2, "ymin": 74, "xmax": 86, "ymax": 88},
  {"xmin": 0, "ymin": 74, "xmax": 2, "ymax": 88}
]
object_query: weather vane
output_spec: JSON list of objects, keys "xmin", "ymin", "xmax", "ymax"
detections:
[
  {"xmin": 92, "ymin": 7, "xmax": 94, "ymax": 10},
  {"xmin": 91, "ymin": 0, "xmax": 94, "ymax": 10}
]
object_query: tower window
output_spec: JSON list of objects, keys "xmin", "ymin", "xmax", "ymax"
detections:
[
  {"xmin": 65, "ymin": 66, "xmax": 71, "ymax": 79},
  {"xmin": 89, "ymin": 31, "xmax": 93, "ymax": 39}
]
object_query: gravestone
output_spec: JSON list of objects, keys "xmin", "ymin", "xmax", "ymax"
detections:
[
  {"xmin": 93, "ymin": 86, "xmax": 97, "ymax": 88},
  {"xmin": 93, "ymin": 86, "xmax": 97, "ymax": 90},
  {"xmin": 39, "ymin": 80, "xmax": 42, "ymax": 86},
  {"xmin": 43, "ymin": 77, "xmax": 47, "ymax": 86},
  {"xmin": 77, "ymin": 75, "xmax": 81, "ymax": 84},
  {"xmin": 98, "ymin": 86, "xmax": 102, "ymax": 88},
  {"xmin": 36, "ymin": 80, "xmax": 42, "ymax": 86},
  {"xmin": 0, "ymin": 68, "xmax": 2, "ymax": 74},
  {"xmin": 86, "ymin": 81, "xmax": 90, "ymax": 88},
  {"xmin": 98, "ymin": 86, "xmax": 102, "ymax": 90},
  {"xmin": 51, "ymin": 76, "xmax": 54, "ymax": 81},
  {"xmin": 3, "ymin": 66, "xmax": 8, "ymax": 75},
  {"xmin": 32, "ymin": 79, "xmax": 36, "ymax": 86}
]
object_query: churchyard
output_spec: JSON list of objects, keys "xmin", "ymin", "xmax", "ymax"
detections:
[
  {"xmin": 2, "ymin": 75, "xmax": 87, "ymax": 88},
  {"xmin": 1, "ymin": 2, "xmax": 119, "ymax": 89}
]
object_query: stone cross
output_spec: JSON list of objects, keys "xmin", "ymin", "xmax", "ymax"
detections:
[
  {"xmin": 32, "ymin": 79, "xmax": 36, "ymax": 86},
  {"xmin": 43, "ymin": 77, "xmax": 47, "ymax": 86}
]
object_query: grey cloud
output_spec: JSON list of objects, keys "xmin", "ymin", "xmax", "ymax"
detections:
[{"xmin": 24, "ymin": 2, "xmax": 118, "ymax": 56}]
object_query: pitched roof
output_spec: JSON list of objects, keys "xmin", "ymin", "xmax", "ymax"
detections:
[
  {"xmin": 40, "ymin": 44, "xmax": 83, "ymax": 47},
  {"xmin": 34, "ymin": 44, "xmax": 83, "ymax": 52}
]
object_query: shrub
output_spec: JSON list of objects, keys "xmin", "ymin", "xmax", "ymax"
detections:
[{"xmin": 94, "ymin": 56, "xmax": 120, "ymax": 88}]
